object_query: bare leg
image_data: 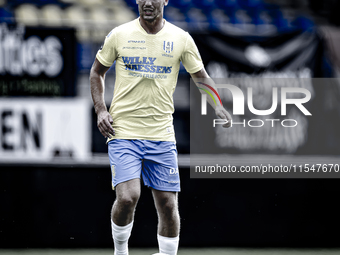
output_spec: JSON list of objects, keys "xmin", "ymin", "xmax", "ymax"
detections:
[
  {"xmin": 152, "ymin": 189, "xmax": 180, "ymax": 255},
  {"xmin": 111, "ymin": 178, "xmax": 141, "ymax": 225},
  {"xmin": 152, "ymin": 189, "xmax": 180, "ymax": 237},
  {"xmin": 111, "ymin": 178, "xmax": 140, "ymax": 255}
]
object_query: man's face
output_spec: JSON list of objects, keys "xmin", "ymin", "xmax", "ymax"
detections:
[{"xmin": 137, "ymin": 0, "xmax": 169, "ymax": 22}]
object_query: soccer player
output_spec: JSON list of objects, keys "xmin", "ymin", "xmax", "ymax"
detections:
[{"xmin": 90, "ymin": 0, "xmax": 231, "ymax": 254}]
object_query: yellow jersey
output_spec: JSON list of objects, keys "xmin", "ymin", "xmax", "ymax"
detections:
[{"xmin": 96, "ymin": 18, "xmax": 203, "ymax": 142}]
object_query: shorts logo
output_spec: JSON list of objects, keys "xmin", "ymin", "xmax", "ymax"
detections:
[
  {"xmin": 163, "ymin": 41, "xmax": 173, "ymax": 54},
  {"xmin": 170, "ymin": 168, "xmax": 179, "ymax": 175}
]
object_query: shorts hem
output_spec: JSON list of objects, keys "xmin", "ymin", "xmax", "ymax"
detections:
[
  {"xmin": 113, "ymin": 176, "xmax": 141, "ymax": 189},
  {"xmin": 145, "ymin": 183, "xmax": 181, "ymax": 192}
]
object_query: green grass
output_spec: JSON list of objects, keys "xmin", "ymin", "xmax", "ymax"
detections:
[{"xmin": 1, "ymin": 248, "xmax": 340, "ymax": 255}]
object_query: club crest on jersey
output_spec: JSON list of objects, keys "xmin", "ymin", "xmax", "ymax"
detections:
[{"xmin": 163, "ymin": 41, "xmax": 173, "ymax": 54}]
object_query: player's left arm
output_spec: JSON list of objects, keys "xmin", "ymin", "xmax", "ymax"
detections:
[{"xmin": 190, "ymin": 67, "xmax": 232, "ymax": 128}]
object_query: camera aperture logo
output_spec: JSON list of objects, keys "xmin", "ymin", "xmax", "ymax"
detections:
[{"xmin": 201, "ymin": 84, "xmax": 312, "ymax": 128}]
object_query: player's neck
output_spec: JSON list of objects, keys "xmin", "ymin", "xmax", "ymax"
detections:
[{"xmin": 139, "ymin": 16, "xmax": 165, "ymax": 34}]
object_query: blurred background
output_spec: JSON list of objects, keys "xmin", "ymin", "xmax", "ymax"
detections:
[{"xmin": 1, "ymin": 0, "xmax": 340, "ymax": 253}]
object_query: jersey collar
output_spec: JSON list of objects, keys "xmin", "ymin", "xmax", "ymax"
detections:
[{"xmin": 135, "ymin": 18, "xmax": 167, "ymax": 36}]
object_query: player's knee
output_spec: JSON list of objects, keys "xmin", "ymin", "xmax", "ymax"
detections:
[
  {"xmin": 118, "ymin": 192, "xmax": 139, "ymax": 210},
  {"xmin": 158, "ymin": 196, "xmax": 178, "ymax": 216}
]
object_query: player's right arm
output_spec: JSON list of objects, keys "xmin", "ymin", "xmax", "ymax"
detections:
[{"xmin": 90, "ymin": 58, "xmax": 115, "ymax": 138}]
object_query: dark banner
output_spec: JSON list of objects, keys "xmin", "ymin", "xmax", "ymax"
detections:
[
  {"xmin": 190, "ymin": 29, "xmax": 340, "ymax": 156},
  {"xmin": 0, "ymin": 23, "xmax": 77, "ymax": 97},
  {"xmin": 191, "ymin": 29, "xmax": 331, "ymax": 77}
]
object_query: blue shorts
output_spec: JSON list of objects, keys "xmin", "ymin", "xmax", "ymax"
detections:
[{"xmin": 108, "ymin": 139, "xmax": 180, "ymax": 192}]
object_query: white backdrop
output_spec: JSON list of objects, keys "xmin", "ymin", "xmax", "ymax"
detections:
[{"xmin": 0, "ymin": 98, "xmax": 91, "ymax": 163}]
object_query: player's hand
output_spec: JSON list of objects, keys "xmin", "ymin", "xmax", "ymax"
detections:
[
  {"xmin": 97, "ymin": 111, "xmax": 115, "ymax": 138},
  {"xmin": 215, "ymin": 105, "xmax": 232, "ymax": 128}
]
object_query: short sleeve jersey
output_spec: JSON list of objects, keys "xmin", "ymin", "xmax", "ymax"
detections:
[{"xmin": 96, "ymin": 18, "xmax": 203, "ymax": 142}]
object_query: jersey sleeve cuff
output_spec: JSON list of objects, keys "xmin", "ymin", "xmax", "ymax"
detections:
[
  {"xmin": 187, "ymin": 63, "xmax": 204, "ymax": 74},
  {"xmin": 96, "ymin": 53, "xmax": 113, "ymax": 67}
]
